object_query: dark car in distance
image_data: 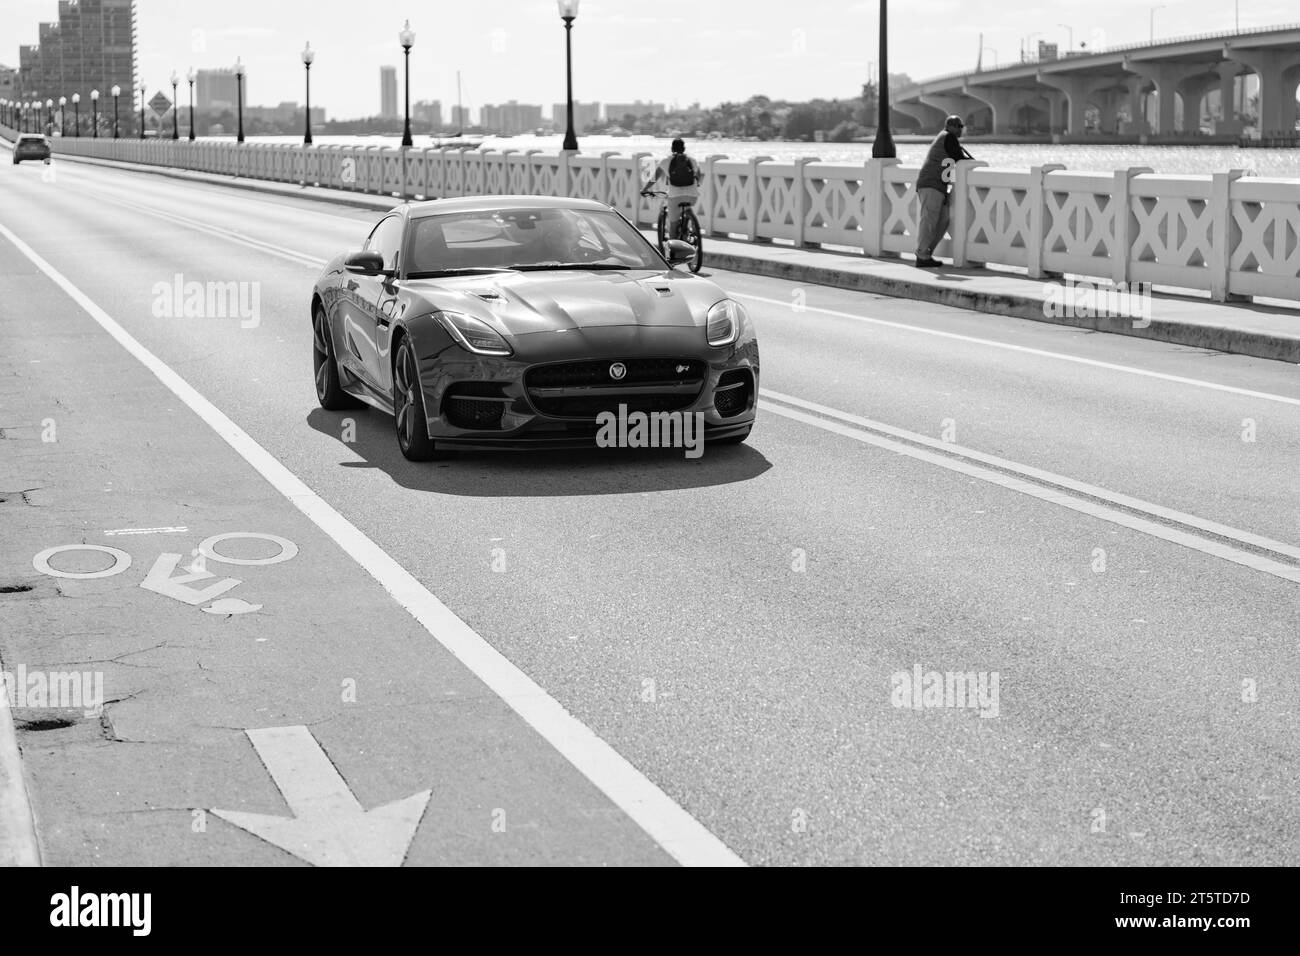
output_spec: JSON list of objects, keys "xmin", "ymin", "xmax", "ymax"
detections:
[
  {"xmin": 12, "ymin": 134, "xmax": 52, "ymax": 165},
  {"xmin": 310, "ymin": 196, "xmax": 759, "ymax": 461}
]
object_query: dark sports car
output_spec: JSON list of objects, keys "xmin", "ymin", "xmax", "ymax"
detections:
[{"xmin": 310, "ymin": 196, "xmax": 758, "ymax": 460}]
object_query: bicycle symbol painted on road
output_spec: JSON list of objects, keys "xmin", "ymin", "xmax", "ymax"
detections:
[{"xmin": 31, "ymin": 533, "xmax": 298, "ymax": 616}]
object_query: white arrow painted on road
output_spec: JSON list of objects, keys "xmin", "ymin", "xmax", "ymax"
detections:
[
  {"xmin": 212, "ymin": 726, "xmax": 431, "ymax": 867},
  {"xmin": 139, "ymin": 552, "xmax": 241, "ymax": 606}
]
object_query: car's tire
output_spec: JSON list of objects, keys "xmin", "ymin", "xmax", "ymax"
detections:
[
  {"xmin": 714, "ymin": 426, "xmax": 752, "ymax": 445},
  {"xmin": 394, "ymin": 337, "xmax": 439, "ymax": 462},
  {"xmin": 312, "ymin": 304, "xmax": 362, "ymax": 410}
]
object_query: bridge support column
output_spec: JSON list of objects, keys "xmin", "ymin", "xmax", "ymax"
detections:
[
  {"xmin": 1225, "ymin": 48, "xmax": 1300, "ymax": 135},
  {"xmin": 1176, "ymin": 73, "xmax": 1218, "ymax": 132},
  {"xmin": 1214, "ymin": 63, "xmax": 1245, "ymax": 134},
  {"xmin": 1120, "ymin": 76, "xmax": 1151, "ymax": 134},
  {"xmin": 963, "ymin": 85, "xmax": 1042, "ymax": 134},
  {"xmin": 1124, "ymin": 59, "xmax": 1219, "ymax": 133},
  {"xmin": 1036, "ymin": 73, "xmax": 1093, "ymax": 134}
]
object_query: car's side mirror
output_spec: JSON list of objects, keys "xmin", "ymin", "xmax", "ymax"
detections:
[
  {"xmin": 344, "ymin": 251, "xmax": 385, "ymax": 276},
  {"xmin": 664, "ymin": 239, "xmax": 695, "ymax": 267}
]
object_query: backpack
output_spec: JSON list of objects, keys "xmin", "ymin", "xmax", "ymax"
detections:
[{"xmin": 668, "ymin": 153, "xmax": 695, "ymax": 187}]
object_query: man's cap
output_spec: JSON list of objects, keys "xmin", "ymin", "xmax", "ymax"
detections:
[
  {"xmin": 671, "ymin": 137, "xmax": 685, "ymax": 152},
  {"xmin": 945, "ymin": 115, "xmax": 965, "ymax": 128}
]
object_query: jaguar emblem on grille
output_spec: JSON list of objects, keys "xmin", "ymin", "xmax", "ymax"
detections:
[
  {"xmin": 609, "ymin": 362, "xmax": 627, "ymax": 381},
  {"xmin": 676, "ymin": 364, "xmax": 690, "ymax": 374}
]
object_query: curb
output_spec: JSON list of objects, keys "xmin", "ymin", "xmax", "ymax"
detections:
[
  {"xmin": 33, "ymin": 145, "xmax": 1300, "ymax": 365},
  {"xmin": 0, "ymin": 698, "xmax": 41, "ymax": 866}
]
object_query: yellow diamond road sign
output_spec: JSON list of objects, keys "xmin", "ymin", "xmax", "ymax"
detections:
[{"xmin": 149, "ymin": 91, "xmax": 172, "ymax": 116}]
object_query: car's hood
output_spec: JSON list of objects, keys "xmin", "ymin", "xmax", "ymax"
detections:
[{"xmin": 403, "ymin": 269, "xmax": 725, "ymax": 337}]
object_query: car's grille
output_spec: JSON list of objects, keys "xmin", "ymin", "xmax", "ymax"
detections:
[
  {"xmin": 442, "ymin": 383, "xmax": 507, "ymax": 429},
  {"xmin": 525, "ymin": 358, "xmax": 706, "ymax": 419},
  {"xmin": 714, "ymin": 369, "xmax": 753, "ymax": 418}
]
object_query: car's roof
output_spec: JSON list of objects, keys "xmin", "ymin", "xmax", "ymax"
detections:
[
  {"xmin": 406, "ymin": 195, "xmax": 610, "ymax": 219},
  {"xmin": 17, "ymin": 134, "xmax": 46, "ymax": 141}
]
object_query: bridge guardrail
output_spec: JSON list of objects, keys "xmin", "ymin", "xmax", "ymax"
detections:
[{"xmin": 10, "ymin": 128, "xmax": 1298, "ymax": 304}]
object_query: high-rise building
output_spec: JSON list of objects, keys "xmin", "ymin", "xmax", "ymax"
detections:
[
  {"xmin": 413, "ymin": 99, "xmax": 442, "ymax": 129},
  {"xmin": 195, "ymin": 68, "xmax": 240, "ymax": 111},
  {"xmin": 604, "ymin": 100, "xmax": 666, "ymax": 121},
  {"xmin": 0, "ymin": 65, "xmax": 16, "ymax": 102},
  {"xmin": 479, "ymin": 101, "xmax": 543, "ymax": 135},
  {"xmin": 13, "ymin": 0, "xmax": 136, "ymax": 104},
  {"xmin": 552, "ymin": 101, "xmax": 601, "ymax": 134},
  {"xmin": 380, "ymin": 65, "xmax": 398, "ymax": 119},
  {"xmin": 450, "ymin": 104, "xmax": 472, "ymax": 131}
]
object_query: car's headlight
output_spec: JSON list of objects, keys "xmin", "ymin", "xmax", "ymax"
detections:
[
  {"xmin": 435, "ymin": 311, "xmax": 512, "ymax": 356},
  {"xmin": 706, "ymin": 299, "xmax": 746, "ymax": 347}
]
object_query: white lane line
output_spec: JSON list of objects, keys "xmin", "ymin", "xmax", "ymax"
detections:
[
  {"xmin": 762, "ymin": 388, "xmax": 1300, "ymax": 563},
  {"xmin": 104, "ymin": 526, "xmax": 189, "ymax": 536},
  {"xmin": 735, "ymin": 292, "xmax": 1300, "ymax": 407},
  {"xmin": 759, "ymin": 392, "xmax": 1300, "ymax": 584},
  {"xmin": 0, "ymin": 219, "xmax": 745, "ymax": 868}
]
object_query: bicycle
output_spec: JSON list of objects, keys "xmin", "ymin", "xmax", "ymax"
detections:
[{"xmin": 641, "ymin": 187, "xmax": 704, "ymax": 274}]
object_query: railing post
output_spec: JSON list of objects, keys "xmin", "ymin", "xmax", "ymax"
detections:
[
  {"xmin": 559, "ymin": 148, "xmax": 576, "ymax": 198},
  {"xmin": 1027, "ymin": 163, "xmax": 1067, "ymax": 279},
  {"xmin": 1211, "ymin": 167, "xmax": 1250, "ymax": 302},
  {"xmin": 747, "ymin": 155, "xmax": 773, "ymax": 243},
  {"xmin": 863, "ymin": 157, "xmax": 902, "ymax": 258},
  {"xmin": 950, "ymin": 159, "xmax": 989, "ymax": 267},
  {"xmin": 630, "ymin": 151, "xmax": 653, "ymax": 225},
  {"xmin": 702, "ymin": 153, "xmax": 727, "ymax": 236},
  {"xmin": 523, "ymin": 148, "xmax": 543, "ymax": 196},
  {"xmin": 793, "ymin": 157, "xmax": 819, "ymax": 249},
  {"xmin": 600, "ymin": 150, "xmax": 619, "ymax": 204},
  {"xmin": 1112, "ymin": 166, "xmax": 1152, "ymax": 285}
]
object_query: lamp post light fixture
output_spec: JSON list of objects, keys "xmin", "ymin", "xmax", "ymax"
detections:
[
  {"xmin": 71, "ymin": 92, "xmax": 80, "ymax": 136},
  {"xmin": 234, "ymin": 57, "xmax": 245, "ymax": 143},
  {"xmin": 112, "ymin": 84, "xmax": 121, "ymax": 138},
  {"xmin": 557, "ymin": 0, "xmax": 580, "ymax": 151},
  {"xmin": 399, "ymin": 21, "xmax": 414, "ymax": 147},
  {"xmin": 46, "ymin": 98, "xmax": 54, "ymax": 134},
  {"xmin": 169, "ymin": 70, "xmax": 179, "ymax": 139},
  {"xmin": 187, "ymin": 69, "xmax": 195, "ymax": 141},
  {"xmin": 301, "ymin": 42, "xmax": 315, "ymax": 146},
  {"xmin": 91, "ymin": 89, "xmax": 99, "ymax": 138},
  {"xmin": 871, "ymin": 0, "xmax": 896, "ymax": 158},
  {"xmin": 59, "ymin": 95, "xmax": 67, "ymax": 136}
]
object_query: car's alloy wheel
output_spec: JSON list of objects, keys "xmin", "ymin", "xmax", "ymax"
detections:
[
  {"xmin": 312, "ymin": 305, "xmax": 361, "ymax": 410},
  {"xmin": 394, "ymin": 339, "xmax": 438, "ymax": 461}
]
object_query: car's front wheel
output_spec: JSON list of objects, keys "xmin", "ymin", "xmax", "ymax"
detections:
[
  {"xmin": 312, "ymin": 304, "xmax": 361, "ymax": 410},
  {"xmin": 394, "ymin": 338, "xmax": 439, "ymax": 461}
]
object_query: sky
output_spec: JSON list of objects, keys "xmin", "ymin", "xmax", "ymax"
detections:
[{"xmin": 3, "ymin": 0, "xmax": 1296, "ymax": 120}]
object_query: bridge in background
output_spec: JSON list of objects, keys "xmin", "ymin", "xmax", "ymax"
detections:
[{"xmin": 896, "ymin": 24, "xmax": 1300, "ymax": 137}]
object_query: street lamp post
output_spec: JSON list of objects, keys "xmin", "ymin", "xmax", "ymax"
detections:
[
  {"xmin": 59, "ymin": 96, "xmax": 66, "ymax": 136},
  {"xmin": 112, "ymin": 85, "xmax": 120, "ymax": 138},
  {"xmin": 46, "ymin": 98, "xmax": 54, "ymax": 135},
  {"xmin": 1058, "ymin": 23, "xmax": 1074, "ymax": 53},
  {"xmin": 72, "ymin": 93, "xmax": 80, "ymax": 136},
  {"xmin": 557, "ymin": 0, "xmax": 580, "ymax": 151},
  {"xmin": 138, "ymin": 84, "xmax": 146, "ymax": 139},
  {"xmin": 399, "ymin": 22, "xmax": 414, "ymax": 147},
  {"xmin": 170, "ymin": 71, "xmax": 179, "ymax": 139},
  {"xmin": 1150, "ymin": 5, "xmax": 1166, "ymax": 43},
  {"xmin": 871, "ymin": 0, "xmax": 895, "ymax": 158},
  {"xmin": 187, "ymin": 69, "xmax": 195, "ymax": 141},
  {"xmin": 91, "ymin": 89, "xmax": 99, "ymax": 138},
  {"xmin": 301, "ymin": 42, "xmax": 314, "ymax": 146},
  {"xmin": 234, "ymin": 58, "xmax": 245, "ymax": 143}
]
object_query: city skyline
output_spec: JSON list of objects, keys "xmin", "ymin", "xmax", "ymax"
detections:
[{"xmin": 5, "ymin": 0, "xmax": 1295, "ymax": 121}]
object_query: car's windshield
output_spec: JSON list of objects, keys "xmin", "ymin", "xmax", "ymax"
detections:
[{"xmin": 406, "ymin": 207, "xmax": 663, "ymax": 276}]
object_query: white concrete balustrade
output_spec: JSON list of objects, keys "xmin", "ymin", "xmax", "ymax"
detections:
[{"xmin": 7, "ymin": 127, "xmax": 1299, "ymax": 303}]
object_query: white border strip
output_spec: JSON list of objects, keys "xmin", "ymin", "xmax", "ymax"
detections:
[
  {"xmin": 0, "ymin": 220, "xmax": 745, "ymax": 868},
  {"xmin": 0, "ymin": 692, "xmax": 41, "ymax": 866}
]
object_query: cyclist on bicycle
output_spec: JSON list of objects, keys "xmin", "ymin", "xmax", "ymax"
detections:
[{"xmin": 641, "ymin": 138, "xmax": 700, "ymax": 239}]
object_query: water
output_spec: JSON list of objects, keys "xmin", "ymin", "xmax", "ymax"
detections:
[{"xmin": 233, "ymin": 133, "xmax": 1300, "ymax": 178}]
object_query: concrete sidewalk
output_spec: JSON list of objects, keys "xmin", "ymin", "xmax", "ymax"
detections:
[{"xmin": 36, "ymin": 147, "xmax": 1300, "ymax": 364}]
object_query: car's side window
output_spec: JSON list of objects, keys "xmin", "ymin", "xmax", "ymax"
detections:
[{"xmin": 364, "ymin": 216, "xmax": 405, "ymax": 272}]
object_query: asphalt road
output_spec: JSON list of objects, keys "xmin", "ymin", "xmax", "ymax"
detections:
[{"xmin": 2, "ymin": 150, "xmax": 1298, "ymax": 866}]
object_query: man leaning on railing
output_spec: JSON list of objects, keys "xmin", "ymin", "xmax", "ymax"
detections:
[{"xmin": 914, "ymin": 115, "xmax": 974, "ymax": 269}]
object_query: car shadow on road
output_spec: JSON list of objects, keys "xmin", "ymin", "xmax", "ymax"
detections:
[{"xmin": 306, "ymin": 408, "xmax": 772, "ymax": 497}]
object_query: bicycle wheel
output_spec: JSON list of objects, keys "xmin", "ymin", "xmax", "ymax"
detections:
[
  {"xmin": 682, "ymin": 208, "xmax": 704, "ymax": 273},
  {"xmin": 656, "ymin": 207, "xmax": 667, "ymax": 256}
]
